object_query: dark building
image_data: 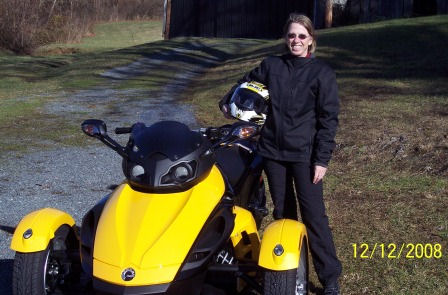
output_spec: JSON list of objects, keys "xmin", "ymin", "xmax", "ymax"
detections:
[
  {"xmin": 163, "ymin": 0, "xmax": 318, "ymax": 39},
  {"xmin": 163, "ymin": 0, "xmax": 448, "ymax": 39},
  {"xmin": 335, "ymin": 0, "xmax": 448, "ymax": 25}
]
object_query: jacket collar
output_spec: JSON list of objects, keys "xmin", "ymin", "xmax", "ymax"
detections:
[{"xmin": 283, "ymin": 54, "xmax": 313, "ymax": 68}]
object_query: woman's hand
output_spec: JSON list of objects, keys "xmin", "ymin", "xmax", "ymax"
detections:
[{"xmin": 313, "ymin": 165, "xmax": 327, "ymax": 184}]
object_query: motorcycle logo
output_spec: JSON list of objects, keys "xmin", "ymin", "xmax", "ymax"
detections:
[{"xmin": 121, "ymin": 268, "xmax": 136, "ymax": 281}]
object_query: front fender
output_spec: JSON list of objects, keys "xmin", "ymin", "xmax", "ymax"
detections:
[
  {"xmin": 10, "ymin": 208, "xmax": 75, "ymax": 252},
  {"xmin": 258, "ymin": 219, "xmax": 307, "ymax": 271}
]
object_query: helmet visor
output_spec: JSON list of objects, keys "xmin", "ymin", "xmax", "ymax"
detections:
[{"xmin": 231, "ymin": 88, "xmax": 266, "ymax": 113}]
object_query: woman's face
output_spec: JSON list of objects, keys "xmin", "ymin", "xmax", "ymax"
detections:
[{"xmin": 285, "ymin": 22, "xmax": 313, "ymax": 57}]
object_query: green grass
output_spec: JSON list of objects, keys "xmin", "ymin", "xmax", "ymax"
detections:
[
  {"xmin": 74, "ymin": 20, "xmax": 163, "ymax": 50},
  {"xmin": 0, "ymin": 21, "xmax": 164, "ymax": 100},
  {"xmin": 37, "ymin": 20, "xmax": 163, "ymax": 53}
]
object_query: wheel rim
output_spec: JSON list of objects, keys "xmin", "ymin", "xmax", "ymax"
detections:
[
  {"xmin": 295, "ymin": 239, "xmax": 308, "ymax": 295},
  {"xmin": 295, "ymin": 278, "xmax": 307, "ymax": 295},
  {"xmin": 43, "ymin": 245, "xmax": 61, "ymax": 294}
]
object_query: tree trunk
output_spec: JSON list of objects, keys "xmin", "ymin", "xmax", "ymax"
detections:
[
  {"xmin": 325, "ymin": 0, "xmax": 333, "ymax": 28},
  {"xmin": 164, "ymin": 0, "xmax": 171, "ymax": 39}
]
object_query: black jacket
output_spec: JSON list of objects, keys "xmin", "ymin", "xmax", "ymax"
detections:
[{"xmin": 220, "ymin": 54, "xmax": 339, "ymax": 167}]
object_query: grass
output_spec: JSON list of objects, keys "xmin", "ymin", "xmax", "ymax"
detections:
[
  {"xmin": 0, "ymin": 20, "xmax": 167, "ymax": 154},
  {"xmin": 184, "ymin": 15, "xmax": 448, "ymax": 294},
  {"xmin": 45, "ymin": 20, "xmax": 164, "ymax": 52},
  {"xmin": 0, "ymin": 20, "xmax": 164, "ymax": 98},
  {"xmin": 1, "ymin": 14, "xmax": 447, "ymax": 294}
]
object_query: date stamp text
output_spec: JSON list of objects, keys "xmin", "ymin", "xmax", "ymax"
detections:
[{"xmin": 352, "ymin": 243, "xmax": 443, "ymax": 259}]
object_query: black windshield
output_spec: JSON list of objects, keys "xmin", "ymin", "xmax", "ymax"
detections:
[{"xmin": 130, "ymin": 121, "xmax": 204, "ymax": 161}]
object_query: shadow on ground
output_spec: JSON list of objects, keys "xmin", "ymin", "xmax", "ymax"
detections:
[{"xmin": 0, "ymin": 259, "xmax": 13, "ymax": 295}]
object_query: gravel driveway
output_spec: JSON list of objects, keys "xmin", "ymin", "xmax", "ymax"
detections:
[{"xmin": 0, "ymin": 46, "xmax": 214, "ymax": 294}]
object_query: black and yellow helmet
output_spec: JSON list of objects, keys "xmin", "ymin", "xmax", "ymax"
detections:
[{"xmin": 229, "ymin": 81, "xmax": 269, "ymax": 125}]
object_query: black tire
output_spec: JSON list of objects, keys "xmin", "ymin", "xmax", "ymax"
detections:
[
  {"xmin": 12, "ymin": 225, "xmax": 77, "ymax": 295},
  {"xmin": 264, "ymin": 238, "xmax": 308, "ymax": 295}
]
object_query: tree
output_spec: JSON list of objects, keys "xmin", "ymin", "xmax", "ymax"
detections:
[{"xmin": 325, "ymin": 0, "xmax": 333, "ymax": 28}]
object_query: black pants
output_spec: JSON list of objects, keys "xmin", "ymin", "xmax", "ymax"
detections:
[{"xmin": 263, "ymin": 158, "xmax": 342, "ymax": 287}]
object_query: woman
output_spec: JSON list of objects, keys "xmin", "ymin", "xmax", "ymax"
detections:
[{"xmin": 219, "ymin": 13, "xmax": 342, "ymax": 294}]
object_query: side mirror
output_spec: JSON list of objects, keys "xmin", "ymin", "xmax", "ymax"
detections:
[{"xmin": 81, "ymin": 119, "xmax": 107, "ymax": 138}]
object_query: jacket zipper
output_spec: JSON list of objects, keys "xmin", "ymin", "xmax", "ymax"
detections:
[{"xmin": 278, "ymin": 82, "xmax": 295, "ymax": 150}]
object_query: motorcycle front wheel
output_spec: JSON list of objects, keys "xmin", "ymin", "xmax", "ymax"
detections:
[
  {"xmin": 12, "ymin": 225, "xmax": 77, "ymax": 295},
  {"xmin": 263, "ymin": 237, "xmax": 308, "ymax": 295}
]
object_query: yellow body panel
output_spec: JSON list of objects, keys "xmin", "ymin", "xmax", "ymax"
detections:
[
  {"xmin": 93, "ymin": 165, "xmax": 225, "ymax": 286},
  {"xmin": 258, "ymin": 219, "xmax": 307, "ymax": 271},
  {"xmin": 230, "ymin": 206, "xmax": 260, "ymax": 261},
  {"xmin": 10, "ymin": 208, "xmax": 75, "ymax": 252}
]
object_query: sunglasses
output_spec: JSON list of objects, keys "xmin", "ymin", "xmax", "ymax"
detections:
[{"xmin": 287, "ymin": 33, "xmax": 309, "ymax": 40}]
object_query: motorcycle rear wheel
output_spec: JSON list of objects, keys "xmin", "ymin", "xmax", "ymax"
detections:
[
  {"xmin": 12, "ymin": 225, "xmax": 76, "ymax": 295},
  {"xmin": 263, "ymin": 237, "xmax": 308, "ymax": 295}
]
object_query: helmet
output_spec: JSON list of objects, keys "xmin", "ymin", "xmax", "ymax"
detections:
[{"xmin": 229, "ymin": 81, "xmax": 269, "ymax": 125}]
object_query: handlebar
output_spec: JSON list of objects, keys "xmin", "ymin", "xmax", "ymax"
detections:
[
  {"xmin": 83, "ymin": 119, "xmax": 258, "ymax": 160},
  {"xmin": 202, "ymin": 126, "xmax": 232, "ymax": 142},
  {"xmin": 115, "ymin": 127, "xmax": 132, "ymax": 134}
]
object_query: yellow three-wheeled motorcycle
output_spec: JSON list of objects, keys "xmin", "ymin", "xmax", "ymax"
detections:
[{"xmin": 11, "ymin": 119, "xmax": 308, "ymax": 294}]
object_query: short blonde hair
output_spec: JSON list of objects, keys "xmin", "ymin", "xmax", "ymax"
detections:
[{"xmin": 283, "ymin": 13, "xmax": 317, "ymax": 53}]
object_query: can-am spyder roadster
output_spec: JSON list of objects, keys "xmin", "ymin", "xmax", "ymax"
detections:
[{"xmin": 10, "ymin": 119, "xmax": 309, "ymax": 295}]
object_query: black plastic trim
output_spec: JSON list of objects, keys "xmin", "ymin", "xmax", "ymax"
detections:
[
  {"xmin": 127, "ymin": 166, "xmax": 211, "ymax": 194},
  {"xmin": 80, "ymin": 194, "xmax": 109, "ymax": 276},
  {"xmin": 93, "ymin": 278, "xmax": 169, "ymax": 295},
  {"xmin": 174, "ymin": 199, "xmax": 235, "ymax": 281}
]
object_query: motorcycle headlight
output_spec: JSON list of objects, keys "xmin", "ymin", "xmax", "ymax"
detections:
[
  {"xmin": 131, "ymin": 165, "xmax": 145, "ymax": 178},
  {"xmin": 174, "ymin": 165, "xmax": 190, "ymax": 181},
  {"xmin": 161, "ymin": 161, "xmax": 197, "ymax": 185}
]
